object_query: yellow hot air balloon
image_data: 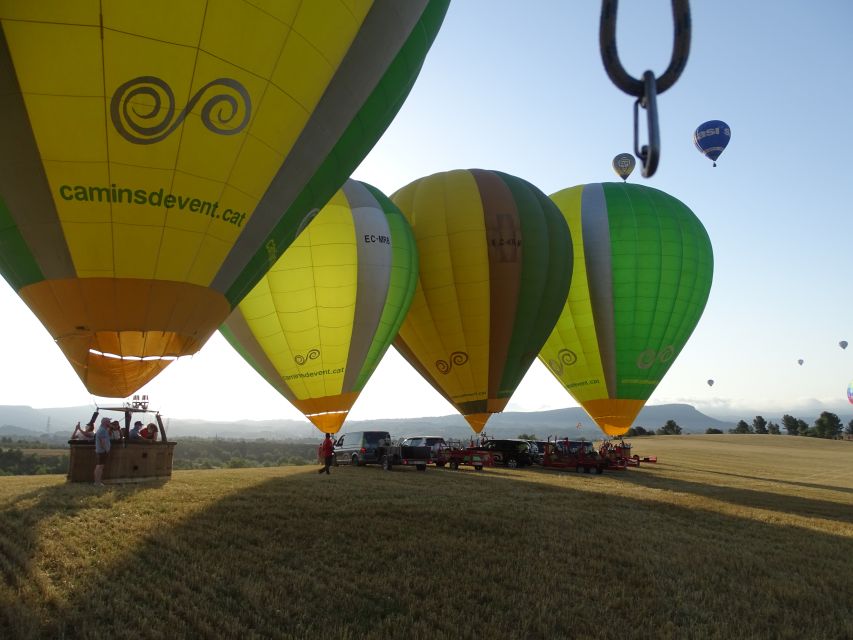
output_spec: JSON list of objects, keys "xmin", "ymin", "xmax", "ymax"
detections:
[
  {"xmin": 391, "ymin": 169, "xmax": 573, "ymax": 433},
  {"xmin": 540, "ymin": 183, "xmax": 713, "ymax": 436},
  {"xmin": 221, "ymin": 180, "xmax": 418, "ymax": 434},
  {"xmin": 0, "ymin": 0, "xmax": 448, "ymax": 397}
]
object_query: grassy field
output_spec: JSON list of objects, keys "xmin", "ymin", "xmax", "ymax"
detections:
[
  {"xmin": 1, "ymin": 434, "xmax": 851, "ymax": 639},
  {"xmin": 15, "ymin": 449, "xmax": 68, "ymax": 458}
]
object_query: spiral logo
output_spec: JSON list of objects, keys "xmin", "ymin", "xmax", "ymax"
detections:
[
  {"xmin": 557, "ymin": 348, "xmax": 577, "ymax": 366},
  {"xmin": 548, "ymin": 348, "xmax": 577, "ymax": 376},
  {"xmin": 636, "ymin": 345, "xmax": 676, "ymax": 369},
  {"xmin": 636, "ymin": 349, "xmax": 657, "ymax": 370},
  {"xmin": 111, "ymin": 76, "xmax": 251, "ymax": 144},
  {"xmin": 436, "ymin": 351, "xmax": 469, "ymax": 374},
  {"xmin": 294, "ymin": 348, "xmax": 320, "ymax": 366}
]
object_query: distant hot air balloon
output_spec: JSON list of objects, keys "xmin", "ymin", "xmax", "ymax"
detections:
[
  {"xmin": 0, "ymin": 1, "xmax": 448, "ymax": 397},
  {"xmin": 694, "ymin": 120, "xmax": 731, "ymax": 167},
  {"xmin": 798, "ymin": 359, "xmax": 804, "ymax": 366},
  {"xmin": 540, "ymin": 183, "xmax": 713, "ymax": 437},
  {"xmin": 707, "ymin": 379, "xmax": 714, "ymax": 387},
  {"xmin": 840, "ymin": 341, "xmax": 848, "ymax": 350},
  {"xmin": 391, "ymin": 169, "xmax": 573, "ymax": 433},
  {"xmin": 848, "ymin": 381, "xmax": 853, "ymax": 404},
  {"xmin": 221, "ymin": 180, "xmax": 418, "ymax": 434},
  {"xmin": 612, "ymin": 153, "xmax": 636, "ymax": 181}
]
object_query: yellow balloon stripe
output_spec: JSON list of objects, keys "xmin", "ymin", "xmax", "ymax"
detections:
[
  {"xmin": 239, "ymin": 191, "xmax": 356, "ymax": 401},
  {"xmin": 393, "ymin": 170, "xmax": 490, "ymax": 407},
  {"xmin": 540, "ymin": 186, "xmax": 607, "ymax": 403}
]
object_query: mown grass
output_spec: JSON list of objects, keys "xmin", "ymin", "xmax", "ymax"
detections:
[{"xmin": 0, "ymin": 435, "xmax": 851, "ymax": 639}]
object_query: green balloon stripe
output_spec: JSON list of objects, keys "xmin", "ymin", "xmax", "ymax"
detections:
[
  {"xmin": 605, "ymin": 184, "xmax": 713, "ymax": 399},
  {"xmin": 0, "ymin": 194, "xmax": 43, "ymax": 291},
  {"xmin": 495, "ymin": 172, "xmax": 572, "ymax": 397},
  {"xmin": 225, "ymin": 0, "xmax": 449, "ymax": 308}
]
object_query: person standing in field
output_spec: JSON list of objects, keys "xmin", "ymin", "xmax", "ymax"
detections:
[
  {"xmin": 318, "ymin": 433, "xmax": 335, "ymax": 475},
  {"xmin": 94, "ymin": 417, "xmax": 111, "ymax": 486}
]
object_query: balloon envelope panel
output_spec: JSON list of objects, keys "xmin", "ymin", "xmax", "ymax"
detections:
[
  {"xmin": 0, "ymin": 0, "xmax": 448, "ymax": 396},
  {"xmin": 391, "ymin": 169, "xmax": 573, "ymax": 432},
  {"xmin": 221, "ymin": 180, "xmax": 418, "ymax": 434},
  {"xmin": 540, "ymin": 183, "xmax": 713, "ymax": 436}
]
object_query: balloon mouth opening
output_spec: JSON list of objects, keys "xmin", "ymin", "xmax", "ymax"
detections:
[
  {"xmin": 305, "ymin": 410, "xmax": 349, "ymax": 419},
  {"xmin": 88, "ymin": 348, "xmax": 180, "ymax": 362}
]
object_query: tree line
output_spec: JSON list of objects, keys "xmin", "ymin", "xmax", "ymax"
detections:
[
  {"xmin": 0, "ymin": 436, "xmax": 320, "ymax": 476},
  {"xmin": 0, "ymin": 446, "xmax": 68, "ymax": 475},
  {"xmin": 721, "ymin": 412, "xmax": 852, "ymax": 438},
  {"xmin": 172, "ymin": 438, "xmax": 317, "ymax": 470},
  {"xmin": 624, "ymin": 412, "xmax": 853, "ymax": 438},
  {"xmin": 625, "ymin": 420, "xmax": 683, "ymax": 436}
]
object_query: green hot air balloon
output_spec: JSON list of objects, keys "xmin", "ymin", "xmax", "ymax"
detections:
[
  {"xmin": 539, "ymin": 183, "xmax": 713, "ymax": 436},
  {"xmin": 221, "ymin": 180, "xmax": 417, "ymax": 434}
]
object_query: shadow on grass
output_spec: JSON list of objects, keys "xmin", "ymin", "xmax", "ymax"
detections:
[
  {"xmin": 7, "ymin": 467, "xmax": 850, "ymax": 640},
  {"xmin": 607, "ymin": 468, "xmax": 853, "ymax": 524},
  {"xmin": 666, "ymin": 466, "xmax": 853, "ymax": 496},
  {"xmin": 0, "ymin": 478, "xmax": 167, "ymax": 630}
]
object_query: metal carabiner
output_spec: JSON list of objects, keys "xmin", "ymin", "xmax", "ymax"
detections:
[
  {"xmin": 600, "ymin": 0, "xmax": 690, "ymax": 178},
  {"xmin": 633, "ymin": 71, "xmax": 659, "ymax": 178}
]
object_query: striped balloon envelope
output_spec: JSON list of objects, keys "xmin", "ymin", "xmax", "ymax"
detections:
[
  {"xmin": 539, "ymin": 183, "xmax": 713, "ymax": 436},
  {"xmin": 220, "ymin": 180, "xmax": 417, "ymax": 434},
  {"xmin": 0, "ymin": 0, "xmax": 448, "ymax": 397},
  {"xmin": 391, "ymin": 169, "xmax": 573, "ymax": 433},
  {"xmin": 848, "ymin": 381, "xmax": 853, "ymax": 405}
]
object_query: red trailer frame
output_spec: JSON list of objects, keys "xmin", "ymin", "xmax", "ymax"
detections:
[
  {"xmin": 598, "ymin": 438, "xmax": 657, "ymax": 468},
  {"xmin": 541, "ymin": 437, "xmax": 605, "ymax": 474},
  {"xmin": 442, "ymin": 440, "xmax": 493, "ymax": 471}
]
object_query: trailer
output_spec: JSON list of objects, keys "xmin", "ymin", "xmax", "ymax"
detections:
[
  {"xmin": 443, "ymin": 439, "xmax": 494, "ymax": 471},
  {"xmin": 597, "ymin": 440, "xmax": 630, "ymax": 470},
  {"xmin": 541, "ymin": 438, "xmax": 605, "ymax": 474},
  {"xmin": 598, "ymin": 438, "xmax": 657, "ymax": 468},
  {"xmin": 380, "ymin": 439, "xmax": 433, "ymax": 471}
]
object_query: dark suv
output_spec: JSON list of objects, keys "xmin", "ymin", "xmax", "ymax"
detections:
[
  {"xmin": 333, "ymin": 431, "xmax": 391, "ymax": 466},
  {"xmin": 480, "ymin": 439, "xmax": 533, "ymax": 468}
]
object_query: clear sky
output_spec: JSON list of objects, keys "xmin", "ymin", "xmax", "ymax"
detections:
[{"xmin": 2, "ymin": 1, "xmax": 851, "ymax": 423}]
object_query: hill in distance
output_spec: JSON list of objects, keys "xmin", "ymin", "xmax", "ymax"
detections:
[{"xmin": 1, "ymin": 402, "xmax": 734, "ymax": 441}]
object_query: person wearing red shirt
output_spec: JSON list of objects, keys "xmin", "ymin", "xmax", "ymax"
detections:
[{"xmin": 318, "ymin": 433, "xmax": 335, "ymax": 475}]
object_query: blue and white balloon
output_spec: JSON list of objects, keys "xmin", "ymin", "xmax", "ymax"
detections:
[{"xmin": 694, "ymin": 120, "xmax": 731, "ymax": 167}]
